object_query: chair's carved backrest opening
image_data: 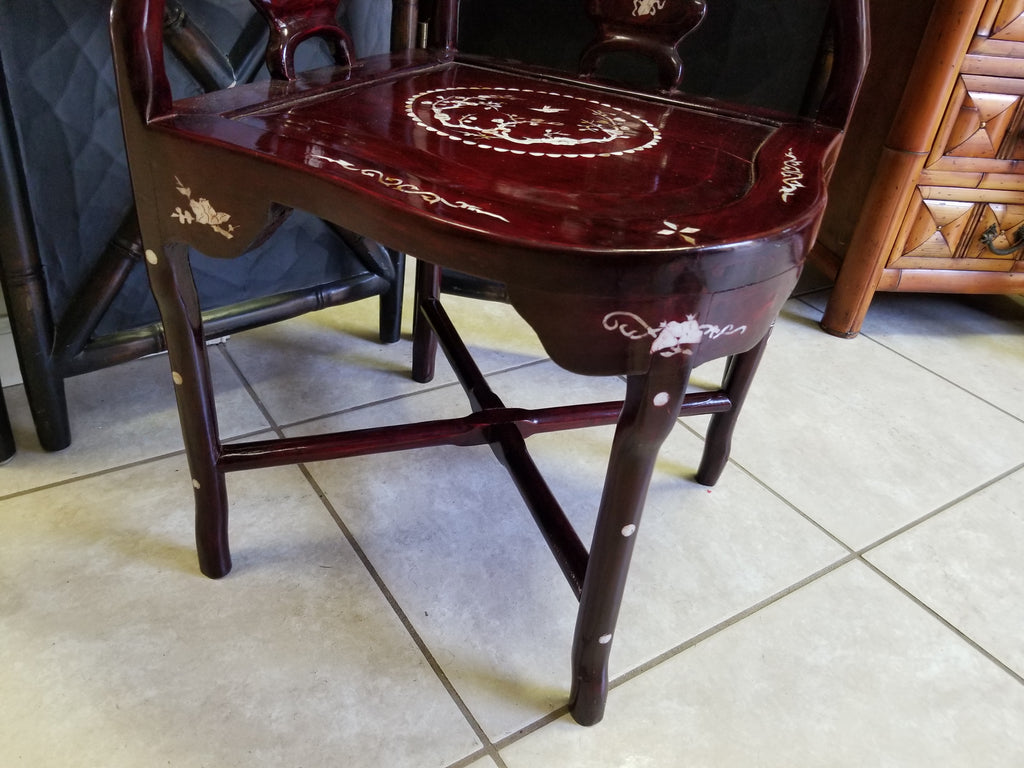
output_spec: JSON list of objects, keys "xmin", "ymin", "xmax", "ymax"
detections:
[
  {"xmin": 249, "ymin": 0, "xmax": 355, "ymax": 79},
  {"xmin": 449, "ymin": 1, "xmax": 864, "ymax": 121},
  {"xmin": 580, "ymin": 0, "xmax": 707, "ymax": 90}
]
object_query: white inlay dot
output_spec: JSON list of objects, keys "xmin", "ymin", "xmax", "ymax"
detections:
[
  {"xmin": 598, "ymin": 634, "xmax": 613, "ymax": 645},
  {"xmin": 192, "ymin": 479, "xmax": 201, "ymax": 490},
  {"xmin": 145, "ymin": 249, "xmax": 159, "ymax": 265},
  {"xmin": 621, "ymin": 524, "xmax": 637, "ymax": 537},
  {"xmin": 171, "ymin": 371, "xmax": 184, "ymax": 386},
  {"xmin": 653, "ymin": 392, "xmax": 670, "ymax": 407}
]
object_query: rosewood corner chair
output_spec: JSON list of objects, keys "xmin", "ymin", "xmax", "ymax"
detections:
[{"xmin": 110, "ymin": 0, "xmax": 867, "ymax": 725}]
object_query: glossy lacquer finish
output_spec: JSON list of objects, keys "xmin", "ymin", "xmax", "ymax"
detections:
[
  {"xmin": 158, "ymin": 59, "xmax": 839, "ymax": 371},
  {"xmin": 110, "ymin": 0, "xmax": 868, "ymax": 726}
]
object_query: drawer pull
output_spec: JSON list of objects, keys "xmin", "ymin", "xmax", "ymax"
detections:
[{"xmin": 980, "ymin": 224, "xmax": 1024, "ymax": 256}]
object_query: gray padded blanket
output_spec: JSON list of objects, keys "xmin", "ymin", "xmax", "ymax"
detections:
[{"xmin": 0, "ymin": 0, "xmax": 392, "ymax": 335}]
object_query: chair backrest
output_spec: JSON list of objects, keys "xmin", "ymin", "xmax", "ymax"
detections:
[
  {"xmin": 248, "ymin": 0, "xmax": 355, "ymax": 78},
  {"xmin": 579, "ymin": 0, "xmax": 708, "ymax": 90},
  {"xmin": 112, "ymin": 0, "xmax": 867, "ymax": 130},
  {"xmin": 440, "ymin": 0, "xmax": 867, "ymax": 127}
]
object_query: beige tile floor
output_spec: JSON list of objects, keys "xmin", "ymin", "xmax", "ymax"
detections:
[{"xmin": 2, "ymin": 272, "xmax": 1023, "ymax": 767}]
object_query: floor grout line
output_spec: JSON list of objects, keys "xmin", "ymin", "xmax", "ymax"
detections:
[
  {"xmin": 607, "ymin": 554, "xmax": 857, "ymax": 688},
  {"xmin": 219, "ymin": 342, "xmax": 511, "ymax": 768},
  {"xmin": 223, "ymin": 300, "xmax": 1024, "ymax": 759},
  {"xmin": 861, "ymin": 557, "xmax": 1024, "ymax": 688},
  {"xmin": 302, "ymin": 463, "xmax": 510, "ymax": 768},
  {"xmin": 855, "ymin": 460, "xmax": 1024, "ymax": 557},
  {"xmin": 794, "ymin": 295, "xmax": 1024, "ymax": 427},
  {"xmin": 0, "ymin": 444, "xmax": 188, "ymax": 503},
  {"xmin": 5, "ymin": 295, "xmax": 1023, "ymax": 763},
  {"xmin": 260, "ymin": 354, "xmax": 555, "ymax": 436}
]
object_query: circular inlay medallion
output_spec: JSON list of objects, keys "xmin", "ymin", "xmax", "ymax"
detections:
[{"xmin": 406, "ymin": 86, "xmax": 661, "ymax": 158}]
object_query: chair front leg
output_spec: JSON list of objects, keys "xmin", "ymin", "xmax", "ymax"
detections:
[
  {"xmin": 569, "ymin": 352, "xmax": 694, "ymax": 725},
  {"xmin": 144, "ymin": 241, "xmax": 231, "ymax": 578}
]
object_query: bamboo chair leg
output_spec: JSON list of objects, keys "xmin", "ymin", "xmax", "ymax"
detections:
[
  {"xmin": 569, "ymin": 352, "xmax": 694, "ymax": 725},
  {"xmin": 145, "ymin": 240, "xmax": 231, "ymax": 578}
]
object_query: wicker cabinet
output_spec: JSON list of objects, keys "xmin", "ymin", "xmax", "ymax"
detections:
[{"xmin": 816, "ymin": 0, "xmax": 1024, "ymax": 337}]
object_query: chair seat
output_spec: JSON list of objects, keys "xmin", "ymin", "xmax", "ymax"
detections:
[
  {"xmin": 156, "ymin": 51, "xmax": 841, "ymax": 373},
  {"xmin": 170, "ymin": 52, "xmax": 835, "ymax": 251},
  {"xmin": 249, "ymin": 67, "xmax": 765, "ymax": 228}
]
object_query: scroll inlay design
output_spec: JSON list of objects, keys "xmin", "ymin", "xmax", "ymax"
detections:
[
  {"xmin": 634, "ymin": 0, "xmax": 667, "ymax": 17},
  {"xmin": 309, "ymin": 153, "xmax": 509, "ymax": 223},
  {"xmin": 779, "ymin": 149, "xmax": 805, "ymax": 203},
  {"xmin": 603, "ymin": 312, "xmax": 747, "ymax": 357}
]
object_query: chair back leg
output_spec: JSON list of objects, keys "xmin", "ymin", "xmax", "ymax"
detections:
[{"xmin": 696, "ymin": 330, "xmax": 773, "ymax": 486}]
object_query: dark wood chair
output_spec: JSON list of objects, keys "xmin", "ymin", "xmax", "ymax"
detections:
[{"xmin": 110, "ymin": 0, "xmax": 867, "ymax": 724}]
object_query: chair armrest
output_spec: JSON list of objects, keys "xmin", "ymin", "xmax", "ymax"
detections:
[
  {"xmin": 110, "ymin": 0, "xmax": 174, "ymax": 125},
  {"xmin": 817, "ymin": 0, "xmax": 869, "ymax": 130}
]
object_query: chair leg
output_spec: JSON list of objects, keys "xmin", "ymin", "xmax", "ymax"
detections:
[
  {"xmin": 0, "ymin": 379, "xmax": 15, "ymax": 464},
  {"xmin": 411, "ymin": 259, "xmax": 441, "ymax": 383},
  {"xmin": 377, "ymin": 249, "xmax": 405, "ymax": 344},
  {"xmin": 695, "ymin": 329, "xmax": 772, "ymax": 487},
  {"xmin": 5, "ymin": 300, "xmax": 72, "ymax": 451},
  {"xmin": 145, "ymin": 241, "xmax": 231, "ymax": 578},
  {"xmin": 22, "ymin": 374, "xmax": 71, "ymax": 452},
  {"xmin": 569, "ymin": 352, "xmax": 694, "ymax": 725}
]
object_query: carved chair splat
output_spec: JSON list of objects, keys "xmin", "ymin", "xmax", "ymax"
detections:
[
  {"xmin": 580, "ymin": 0, "xmax": 707, "ymax": 88},
  {"xmin": 110, "ymin": 0, "xmax": 868, "ymax": 725}
]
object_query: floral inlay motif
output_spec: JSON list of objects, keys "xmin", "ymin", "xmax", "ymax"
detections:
[
  {"xmin": 406, "ymin": 87, "xmax": 661, "ymax": 158},
  {"xmin": 779, "ymin": 148, "xmax": 805, "ymax": 203},
  {"xmin": 603, "ymin": 312, "xmax": 747, "ymax": 357},
  {"xmin": 171, "ymin": 177, "xmax": 237, "ymax": 239},
  {"xmin": 309, "ymin": 153, "xmax": 509, "ymax": 223},
  {"xmin": 657, "ymin": 221, "xmax": 701, "ymax": 245},
  {"xmin": 634, "ymin": 0, "xmax": 667, "ymax": 17}
]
